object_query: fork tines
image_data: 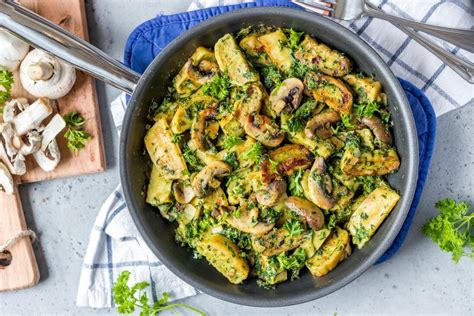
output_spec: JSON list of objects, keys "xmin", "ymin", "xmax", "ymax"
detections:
[{"xmin": 291, "ymin": 0, "xmax": 334, "ymax": 16}]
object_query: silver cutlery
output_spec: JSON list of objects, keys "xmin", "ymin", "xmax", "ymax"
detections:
[{"xmin": 291, "ymin": 0, "xmax": 474, "ymax": 83}]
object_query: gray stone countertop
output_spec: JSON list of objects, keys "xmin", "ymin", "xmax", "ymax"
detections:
[{"xmin": 1, "ymin": 0, "xmax": 473, "ymax": 315}]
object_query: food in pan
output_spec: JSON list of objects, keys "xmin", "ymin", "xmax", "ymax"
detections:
[{"xmin": 144, "ymin": 26, "xmax": 400, "ymax": 287}]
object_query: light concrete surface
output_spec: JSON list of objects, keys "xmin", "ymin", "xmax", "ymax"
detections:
[{"xmin": 1, "ymin": 0, "xmax": 473, "ymax": 315}]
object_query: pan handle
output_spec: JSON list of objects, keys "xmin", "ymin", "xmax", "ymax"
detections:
[{"xmin": 0, "ymin": 0, "xmax": 140, "ymax": 95}]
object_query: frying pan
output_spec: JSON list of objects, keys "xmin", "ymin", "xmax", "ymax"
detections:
[{"xmin": 0, "ymin": 0, "xmax": 418, "ymax": 307}]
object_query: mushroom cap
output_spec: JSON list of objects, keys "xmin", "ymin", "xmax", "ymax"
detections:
[
  {"xmin": 0, "ymin": 29, "xmax": 30, "ymax": 71},
  {"xmin": 269, "ymin": 78, "xmax": 304, "ymax": 115},
  {"xmin": 20, "ymin": 49, "xmax": 76, "ymax": 99}
]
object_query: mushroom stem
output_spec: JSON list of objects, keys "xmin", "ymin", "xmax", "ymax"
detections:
[
  {"xmin": 40, "ymin": 114, "xmax": 66, "ymax": 151},
  {"xmin": 13, "ymin": 98, "xmax": 52, "ymax": 136},
  {"xmin": 27, "ymin": 61, "xmax": 54, "ymax": 81},
  {"xmin": 0, "ymin": 162, "xmax": 14, "ymax": 194}
]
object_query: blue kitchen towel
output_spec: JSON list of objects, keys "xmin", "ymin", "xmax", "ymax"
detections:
[{"xmin": 123, "ymin": 0, "xmax": 436, "ymax": 263}]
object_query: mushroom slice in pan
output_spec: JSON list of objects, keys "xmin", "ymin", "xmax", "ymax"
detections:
[
  {"xmin": 191, "ymin": 108, "xmax": 219, "ymax": 152},
  {"xmin": 192, "ymin": 160, "xmax": 232, "ymax": 197},
  {"xmin": 244, "ymin": 113, "xmax": 284, "ymax": 148},
  {"xmin": 0, "ymin": 161, "xmax": 14, "ymax": 194},
  {"xmin": 307, "ymin": 156, "xmax": 335, "ymax": 210},
  {"xmin": 269, "ymin": 78, "xmax": 304, "ymax": 115},
  {"xmin": 13, "ymin": 98, "xmax": 52, "ymax": 136},
  {"xmin": 285, "ymin": 196, "xmax": 325, "ymax": 231},
  {"xmin": 3, "ymin": 98, "xmax": 29, "ymax": 123},
  {"xmin": 361, "ymin": 115, "xmax": 393, "ymax": 145},
  {"xmin": 305, "ymin": 109, "xmax": 340, "ymax": 139},
  {"xmin": 226, "ymin": 202, "xmax": 275, "ymax": 235},
  {"xmin": 20, "ymin": 49, "xmax": 76, "ymax": 99},
  {"xmin": 172, "ymin": 180, "xmax": 195, "ymax": 204}
]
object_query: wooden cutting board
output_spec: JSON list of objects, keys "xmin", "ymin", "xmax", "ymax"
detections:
[{"xmin": 0, "ymin": 0, "xmax": 105, "ymax": 291}]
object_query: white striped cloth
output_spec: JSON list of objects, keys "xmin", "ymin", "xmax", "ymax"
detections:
[{"xmin": 76, "ymin": 0, "xmax": 473, "ymax": 308}]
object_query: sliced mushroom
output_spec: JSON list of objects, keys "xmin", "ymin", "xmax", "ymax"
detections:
[
  {"xmin": 20, "ymin": 49, "xmax": 76, "ymax": 99},
  {"xmin": 191, "ymin": 109, "xmax": 218, "ymax": 152},
  {"xmin": 244, "ymin": 113, "xmax": 284, "ymax": 147},
  {"xmin": 285, "ymin": 196, "xmax": 325, "ymax": 231},
  {"xmin": 175, "ymin": 59, "xmax": 216, "ymax": 97},
  {"xmin": 305, "ymin": 109, "xmax": 340, "ymax": 139},
  {"xmin": 3, "ymin": 98, "xmax": 29, "ymax": 123},
  {"xmin": 172, "ymin": 180, "xmax": 195, "ymax": 204},
  {"xmin": 31, "ymin": 114, "xmax": 65, "ymax": 172},
  {"xmin": 226, "ymin": 202, "xmax": 275, "ymax": 235},
  {"xmin": 268, "ymin": 144, "xmax": 313, "ymax": 176},
  {"xmin": 0, "ymin": 29, "xmax": 30, "ymax": 71},
  {"xmin": 19, "ymin": 129, "xmax": 41, "ymax": 156},
  {"xmin": 0, "ymin": 122, "xmax": 22, "ymax": 158},
  {"xmin": 0, "ymin": 161, "xmax": 14, "ymax": 194},
  {"xmin": 307, "ymin": 157, "xmax": 335, "ymax": 210},
  {"xmin": 33, "ymin": 138, "xmax": 60, "ymax": 172},
  {"xmin": 0, "ymin": 137, "xmax": 25, "ymax": 176},
  {"xmin": 269, "ymin": 78, "xmax": 304, "ymax": 115},
  {"xmin": 192, "ymin": 160, "xmax": 232, "ymax": 197},
  {"xmin": 40, "ymin": 114, "xmax": 66, "ymax": 151},
  {"xmin": 237, "ymin": 83, "xmax": 265, "ymax": 125},
  {"xmin": 255, "ymin": 179, "xmax": 286, "ymax": 207},
  {"xmin": 13, "ymin": 98, "xmax": 52, "ymax": 136},
  {"xmin": 361, "ymin": 115, "xmax": 393, "ymax": 145}
]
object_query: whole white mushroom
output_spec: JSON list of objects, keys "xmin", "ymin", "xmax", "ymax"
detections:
[
  {"xmin": 0, "ymin": 29, "xmax": 30, "ymax": 71},
  {"xmin": 20, "ymin": 49, "xmax": 76, "ymax": 99}
]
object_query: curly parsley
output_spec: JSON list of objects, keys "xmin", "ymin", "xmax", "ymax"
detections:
[
  {"xmin": 288, "ymin": 169, "xmax": 305, "ymax": 197},
  {"xmin": 201, "ymin": 74, "xmax": 231, "ymax": 100},
  {"xmin": 283, "ymin": 219, "xmax": 304, "ymax": 237},
  {"xmin": 422, "ymin": 198, "xmax": 474, "ymax": 263}
]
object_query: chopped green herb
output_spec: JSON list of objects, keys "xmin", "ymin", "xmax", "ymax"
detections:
[
  {"xmin": 287, "ymin": 29, "xmax": 304, "ymax": 50},
  {"xmin": 201, "ymin": 74, "xmax": 231, "ymax": 101},
  {"xmin": 222, "ymin": 135, "xmax": 243, "ymax": 150},
  {"xmin": 283, "ymin": 219, "xmax": 304, "ymax": 237},
  {"xmin": 223, "ymin": 151, "xmax": 239, "ymax": 169},
  {"xmin": 182, "ymin": 144, "xmax": 203, "ymax": 171},
  {"xmin": 288, "ymin": 169, "xmax": 305, "ymax": 197},
  {"xmin": 241, "ymin": 142, "xmax": 263, "ymax": 163},
  {"xmin": 276, "ymin": 247, "xmax": 306, "ymax": 279},
  {"xmin": 0, "ymin": 70, "xmax": 13, "ymax": 104},
  {"xmin": 260, "ymin": 65, "xmax": 282, "ymax": 90},
  {"xmin": 63, "ymin": 112, "xmax": 91, "ymax": 154}
]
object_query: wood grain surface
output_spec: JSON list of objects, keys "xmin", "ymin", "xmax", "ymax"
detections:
[{"xmin": 0, "ymin": 0, "xmax": 105, "ymax": 291}]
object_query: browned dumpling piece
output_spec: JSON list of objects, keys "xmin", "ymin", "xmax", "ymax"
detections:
[
  {"xmin": 305, "ymin": 72, "xmax": 353, "ymax": 114},
  {"xmin": 295, "ymin": 35, "xmax": 352, "ymax": 77},
  {"xmin": 340, "ymin": 147, "xmax": 400, "ymax": 176}
]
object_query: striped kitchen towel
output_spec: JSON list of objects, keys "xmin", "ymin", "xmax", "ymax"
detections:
[{"xmin": 77, "ymin": 0, "xmax": 472, "ymax": 309}]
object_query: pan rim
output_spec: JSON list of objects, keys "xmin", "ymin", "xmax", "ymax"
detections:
[{"xmin": 120, "ymin": 6, "xmax": 419, "ymax": 307}]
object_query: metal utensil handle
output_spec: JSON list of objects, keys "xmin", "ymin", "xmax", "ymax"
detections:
[
  {"xmin": 0, "ymin": 0, "xmax": 140, "ymax": 95},
  {"xmin": 395, "ymin": 23, "xmax": 474, "ymax": 83},
  {"xmin": 364, "ymin": 1, "xmax": 474, "ymax": 53}
]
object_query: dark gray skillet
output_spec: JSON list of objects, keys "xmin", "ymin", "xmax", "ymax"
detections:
[{"xmin": 0, "ymin": 1, "xmax": 418, "ymax": 307}]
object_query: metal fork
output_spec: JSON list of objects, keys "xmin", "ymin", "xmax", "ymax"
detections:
[{"xmin": 291, "ymin": 0, "xmax": 474, "ymax": 83}]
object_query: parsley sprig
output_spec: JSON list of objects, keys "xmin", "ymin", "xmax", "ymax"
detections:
[
  {"xmin": 422, "ymin": 198, "xmax": 474, "ymax": 263},
  {"xmin": 283, "ymin": 219, "xmax": 304, "ymax": 237},
  {"xmin": 63, "ymin": 111, "xmax": 91, "ymax": 154},
  {"xmin": 0, "ymin": 70, "xmax": 14, "ymax": 105},
  {"xmin": 113, "ymin": 270, "xmax": 206, "ymax": 315}
]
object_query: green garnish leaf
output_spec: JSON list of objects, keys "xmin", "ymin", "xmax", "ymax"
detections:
[
  {"xmin": 0, "ymin": 70, "xmax": 14, "ymax": 104},
  {"xmin": 113, "ymin": 270, "xmax": 206, "ymax": 315},
  {"xmin": 223, "ymin": 151, "xmax": 239, "ymax": 169},
  {"xmin": 260, "ymin": 65, "xmax": 282, "ymax": 90},
  {"xmin": 276, "ymin": 247, "xmax": 306, "ymax": 279},
  {"xmin": 63, "ymin": 112, "xmax": 91, "ymax": 154},
  {"xmin": 422, "ymin": 198, "xmax": 474, "ymax": 263},
  {"xmin": 340, "ymin": 113, "xmax": 356, "ymax": 129}
]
